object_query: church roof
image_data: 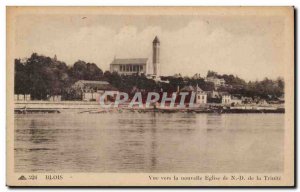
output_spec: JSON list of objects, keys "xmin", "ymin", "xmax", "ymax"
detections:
[
  {"xmin": 153, "ymin": 36, "xmax": 160, "ymax": 44},
  {"xmin": 111, "ymin": 58, "xmax": 148, "ymax": 65}
]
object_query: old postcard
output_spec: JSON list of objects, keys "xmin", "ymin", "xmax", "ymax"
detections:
[{"xmin": 6, "ymin": 6, "xmax": 294, "ymax": 186}]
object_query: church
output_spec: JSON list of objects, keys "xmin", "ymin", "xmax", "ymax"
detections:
[{"xmin": 110, "ymin": 36, "xmax": 160, "ymax": 77}]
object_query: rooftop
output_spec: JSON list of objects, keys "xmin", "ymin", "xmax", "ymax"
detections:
[
  {"xmin": 153, "ymin": 36, "xmax": 160, "ymax": 44},
  {"xmin": 181, "ymin": 85, "xmax": 203, "ymax": 92},
  {"xmin": 73, "ymin": 80, "xmax": 118, "ymax": 91},
  {"xmin": 111, "ymin": 58, "xmax": 148, "ymax": 65}
]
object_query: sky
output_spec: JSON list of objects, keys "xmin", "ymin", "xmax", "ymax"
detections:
[{"xmin": 14, "ymin": 10, "xmax": 288, "ymax": 81}]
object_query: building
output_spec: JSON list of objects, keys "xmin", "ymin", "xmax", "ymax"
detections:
[
  {"xmin": 221, "ymin": 94, "xmax": 231, "ymax": 105},
  {"xmin": 72, "ymin": 80, "xmax": 119, "ymax": 102},
  {"xmin": 257, "ymin": 99, "xmax": 269, "ymax": 105},
  {"xmin": 206, "ymin": 90, "xmax": 224, "ymax": 103},
  {"xmin": 14, "ymin": 94, "xmax": 31, "ymax": 101},
  {"xmin": 47, "ymin": 95, "xmax": 61, "ymax": 101},
  {"xmin": 222, "ymin": 94, "xmax": 242, "ymax": 105},
  {"xmin": 180, "ymin": 85, "xmax": 207, "ymax": 104},
  {"xmin": 205, "ymin": 77, "xmax": 226, "ymax": 88},
  {"xmin": 110, "ymin": 58, "xmax": 149, "ymax": 75},
  {"xmin": 196, "ymin": 90, "xmax": 207, "ymax": 104},
  {"xmin": 231, "ymin": 96, "xmax": 242, "ymax": 105},
  {"xmin": 206, "ymin": 90, "xmax": 221, "ymax": 99},
  {"xmin": 110, "ymin": 36, "xmax": 160, "ymax": 77},
  {"xmin": 241, "ymin": 96, "xmax": 253, "ymax": 104},
  {"xmin": 152, "ymin": 36, "xmax": 160, "ymax": 76}
]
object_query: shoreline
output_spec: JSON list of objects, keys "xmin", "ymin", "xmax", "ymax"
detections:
[{"xmin": 14, "ymin": 101, "xmax": 285, "ymax": 114}]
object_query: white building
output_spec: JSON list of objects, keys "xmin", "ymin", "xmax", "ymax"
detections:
[
  {"xmin": 110, "ymin": 36, "xmax": 160, "ymax": 77},
  {"xmin": 205, "ymin": 77, "xmax": 226, "ymax": 88},
  {"xmin": 222, "ymin": 94, "xmax": 242, "ymax": 105},
  {"xmin": 195, "ymin": 86, "xmax": 207, "ymax": 104},
  {"xmin": 241, "ymin": 96, "xmax": 253, "ymax": 104},
  {"xmin": 47, "ymin": 95, "xmax": 61, "ymax": 101},
  {"xmin": 14, "ymin": 94, "xmax": 31, "ymax": 101},
  {"xmin": 222, "ymin": 94, "xmax": 231, "ymax": 105},
  {"xmin": 110, "ymin": 58, "xmax": 149, "ymax": 75}
]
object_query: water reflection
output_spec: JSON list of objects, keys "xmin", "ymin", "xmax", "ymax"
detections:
[
  {"xmin": 150, "ymin": 113, "xmax": 157, "ymax": 171},
  {"xmin": 15, "ymin": 113, "xmax": 284, "ymax": 173}
]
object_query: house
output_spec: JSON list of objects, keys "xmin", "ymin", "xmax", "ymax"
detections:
[
  {"xmin": 72, "ymin": 80, "xmax": 119, "ymax": 102},
  {"xmin": 241, "ymin": 96, "xmax": 253, "ymax": 104},
  {"xmin": 205, "ymin": 77, "xmax": 226, "ymax": 88},
  {"xmin": 180, "ymin": 85, "xmax": 207, "ymax": 104},
  {"xmin": 206, "ymin": 90, "xmax": 217, "ymax": 99},
  {"xmin": 222, "ymin": 93, "xmax": 243, "ymax": 105},
  {"xmin": 206, "ymin": 90, "xmax": 229, "ymax": 103},
  {"xmin": 231, "ymin": 96, "xmax": 242, "ymax": 105},
  {"xmin": 47, "ymin": 95, "xmax": 62, "ymax": 101},
  {"xmin": 221, "ymin": 94, "xmax": 231, "ymax": 105},
  {"xmin": 196, "ymin": 90, "xmax": 207, "ymax": 104},
  {"xmin": 207, "ymin": 90, "xmax": 229, "ymax": 99},
  {"xmin": 14, "ymin": 94, "xmax": 31, "ymax": 101},
  {"xmin": 269, "ymin": 95, "xmax": 284, "ymax": 104},
  {"xmin": 257, "ymin": 99, "xmax": 269, "ymax": 105}
]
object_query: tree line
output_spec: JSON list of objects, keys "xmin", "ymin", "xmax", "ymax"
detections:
[{"xmin": 15, "ymin": 53, "xmax": 284, "ymax": 100}]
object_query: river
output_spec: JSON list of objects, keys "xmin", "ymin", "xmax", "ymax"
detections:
[{"xmin": 14, "ymin": 112, "xmax": 284, "ymax": 173}]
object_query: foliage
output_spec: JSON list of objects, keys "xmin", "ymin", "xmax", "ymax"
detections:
[{"xmin": 15, "ymin": 53, "xmax": 284, "ymax": 101}]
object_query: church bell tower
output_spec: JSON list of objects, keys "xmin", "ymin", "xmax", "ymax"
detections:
[{"xmin": 152, "ymin": 36, "xmax": 160, "ymax": 76}]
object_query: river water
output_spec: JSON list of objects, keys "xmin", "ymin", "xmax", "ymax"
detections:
[{"xmin": 14, "ymin": 113, "xmax": 284, "ymax": 173}]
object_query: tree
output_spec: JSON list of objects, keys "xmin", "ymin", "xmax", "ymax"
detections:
[
  {"xmin": 15, "ymin": 53, "xmax": 71, "ymax": 99},
  {"xmin": 14, "ymin": 59, "xmax": 30, "ymax": 94},
  {"xmin": 207, "ymin": 70, "xmax": 218, "ymax": 77},
  {"xmin": 14, "ymin": 53, "xmax": 285, "ymax": 101},
  {"xmin": 69, "ymin": 60, "xmax": 103, "ymax": 81}
]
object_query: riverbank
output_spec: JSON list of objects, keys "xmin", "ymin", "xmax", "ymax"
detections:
[{"xmin": 14, "ymin": 101, "xmax": 285, "ymax": 114}]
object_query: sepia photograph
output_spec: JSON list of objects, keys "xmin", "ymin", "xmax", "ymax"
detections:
[{"xmin": 6, "ymin": 6, "xmax": 294, "ymax": 186}]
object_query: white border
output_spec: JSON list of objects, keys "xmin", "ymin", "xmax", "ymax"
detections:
[
  {"xmin": 1, "ymin": 0, "xmax": 297, "ymax": 6},
  {"xmin": 1, "ymin": 1, "xmax": 298, "ymax": 191}
]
